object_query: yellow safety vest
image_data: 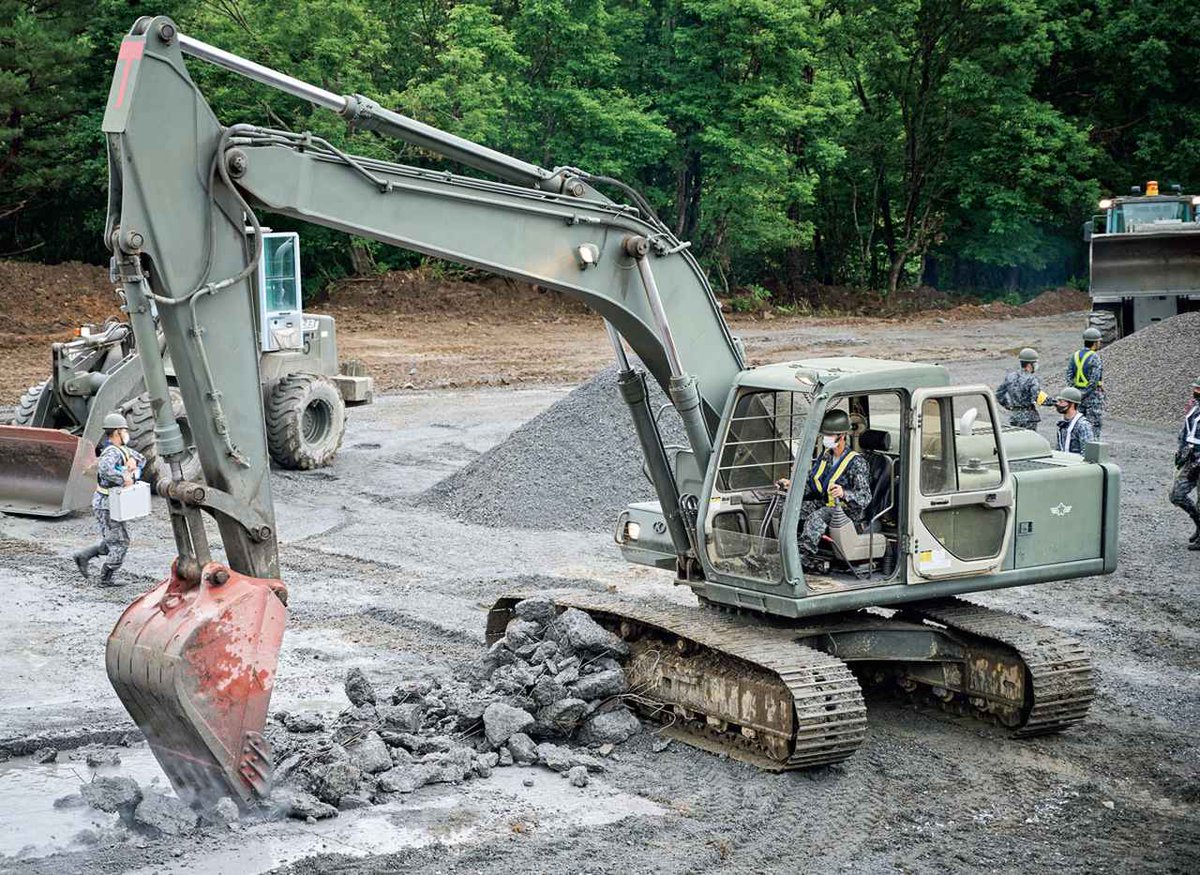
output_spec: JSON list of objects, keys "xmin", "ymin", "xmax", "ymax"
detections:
[
  {"xmin": 810, "ymin": 450, "xmax": 859, "ymax": 507},
  {"xmin": 96, "ymin": 445, "xmax": 134, "ymax": 495},
  {"xmin": 1072, "ymin": 350, "xmax": 1095, "ymax": 389}
]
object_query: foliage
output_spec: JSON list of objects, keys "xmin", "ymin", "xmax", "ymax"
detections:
[{"xmin": 0, "ymin": 0, "xmax": 1193, "ymax": 299}]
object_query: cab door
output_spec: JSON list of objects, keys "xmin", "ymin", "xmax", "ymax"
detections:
[{"xmin": 907, "ymin": 386, "xmax": 1014, "ymax": 580}]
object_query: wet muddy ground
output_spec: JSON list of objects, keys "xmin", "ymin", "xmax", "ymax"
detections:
[{"xmin": 1, "ymin": 311, "xmax": 1197, "ymax": 874}]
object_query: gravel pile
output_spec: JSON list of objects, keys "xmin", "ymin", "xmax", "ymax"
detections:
[
  {"xmin": 262, "ymin": 596, "xmax": 643, "ymax": 820},
  {"xmin": 1098, "ymin": 312, "xmax": 1200, "ymax": 426},
  {"xmin": 420, "ymin": 363, "xmax": 684, "ymax": 531}
]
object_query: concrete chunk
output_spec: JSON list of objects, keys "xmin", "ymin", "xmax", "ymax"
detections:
[
  {"xmin": 550, "ymin": 609, "xmax": 629, "ymax": 658},
  {"xmin": 348, "ymin": 732, "xmax": 393, "ymax": 774},
  {"xmin": 80, "ymin": 776, "xmax": 142, "ymax": 815},
  {"xmin": 483, "ymin": 702, "xmax": 534, "ymax": 747},
  {"xmin": 578, "ymin": 708, "xmax": 642, "ymax": 745},
  {"xmin": 344, "ymin": 667, "xmax": 377, "ymax": 707},
  {"xmin": 571, "ymin": 669, "xmax": 628, "ymax": 701},
  {"xmin": 133, "ymin": 791, "xmax": 199, "ymax": 836}
]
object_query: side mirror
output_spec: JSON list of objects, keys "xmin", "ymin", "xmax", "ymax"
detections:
[
  {"xmin": 1082, "ymin": 221, "xmax": 1093, "ymax": 242},
  {"xmin": 958, "ymin": 407, "xmax": 979, "ymax": 437}
]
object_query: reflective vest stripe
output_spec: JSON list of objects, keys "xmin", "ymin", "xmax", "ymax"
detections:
[
  {"xmin": 810, "ymin": 451, "xmax": 859, "ymax": 506},
  {"xmin": 1073, "ymin": 350, "xmax": 1095, "ymax": 389},
  {"xmin": 1187, "ymin": 407, "xmax": 1200, "ymax": 446},
  {"xmin": 1060, "ymin": 415, "xmax": 1082, "ymax": 453},
  {"xmin": 96, "ymin": 446, "xmax": 134, "ymax": 495}
]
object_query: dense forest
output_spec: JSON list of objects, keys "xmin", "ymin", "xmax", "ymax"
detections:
[{"xmin": 2, "ymin": 0, "xmax": 1198, "ymax": 301}]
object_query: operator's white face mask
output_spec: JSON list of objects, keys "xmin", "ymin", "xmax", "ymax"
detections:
[{"xmin": 822, "ymin": 436, "xmax": 839, "ymax": 450}]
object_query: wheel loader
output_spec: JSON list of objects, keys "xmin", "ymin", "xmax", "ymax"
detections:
[
  {"xmin": 0, "ymin": 233, "xmax": 372, "ymax": 517},
  {"xmin": 1084, "ymin": 180, "xmax": 1200, "ymax": 342},
  {"xmin": 98, "ymin": 18, "xmax": 1118, "ymax": 809}
]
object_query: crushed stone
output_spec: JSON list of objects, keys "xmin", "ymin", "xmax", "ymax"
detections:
[
  {"xmin": 419, "ymin": 362, "xmax": 685, "ymax": 531},
  {"xmin": 1096, "ymin": 312, "xmax": 1200, "ymax": 426}
]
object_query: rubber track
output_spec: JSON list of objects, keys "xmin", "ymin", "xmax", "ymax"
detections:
[
  {"xmin": 501, "ymin": 590, "xmax": 868, "ymax": 769},
  {"xmin": 904, "ymin": 597, "xmax": 1095, "ymax": 736}
]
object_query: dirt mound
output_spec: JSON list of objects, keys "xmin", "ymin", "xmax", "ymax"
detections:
[
  {"xmin": 0, "ymin": 260, "xmax": 119, "ymax": 343},
  {"xmin": 420, "ymin": 362, "xmax": 683, "ymax": 532},
  {"xmin": 1099, "ymin": 312, "xmax": 1200, "ymax": 426},
  {"xmin": 1019, "ymin": 287, "xmax": 1090, "ymax": 317},
  {"xmin": 322, "ymin": 269, "xmax": 590, "ymax": 326}
]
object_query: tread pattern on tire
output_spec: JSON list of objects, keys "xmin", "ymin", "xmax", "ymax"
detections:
[
  {"xmin": 265, "ymin": 373, "xmax": 346, "ymax": 470},
  {"xmin": 1087, "ymin": 309, "xmax": 1119, "ymax": 344},
  {"xmin": 13, "ymin": 379, "xmax": 49, "ymax": 426},
  {"xmin": 126, "ymin": 389, "xmax": 202, "ymax": 485}
]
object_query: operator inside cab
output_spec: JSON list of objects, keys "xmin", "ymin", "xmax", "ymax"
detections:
[{"xmin": 775, "ymin": 410, "xmax": 872, "ymax": 573}]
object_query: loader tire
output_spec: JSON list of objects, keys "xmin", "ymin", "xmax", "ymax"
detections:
[
  {"xmin": 266, "ymin": 373, "xmax": 345, "ymax": 470},
  {"xmin": 1087, "ymin": 310, "xmax": 1119, "ymax": 345},
  {"xmin": 126, "ymin": 389, "xmax": 203, "ymax": 486},
  {"xmin": 13, "ymin": 379, "xmax": 49, "ymax": 426}
]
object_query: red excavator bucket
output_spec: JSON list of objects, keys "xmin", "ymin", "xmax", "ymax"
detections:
[
  {"xmin": 106, "ymin": 560, "xmax": 288, "ymax": 808},
  {"xmin": 0, "ymin": 426, "xmax": 96, "ymax": 517}
]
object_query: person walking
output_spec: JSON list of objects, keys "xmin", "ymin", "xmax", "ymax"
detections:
[
  {"xmin": 1054, "ymin": 388, "xmax": 1096, "ymax": 455},
  {"xmin": 1169, "ymin": 377, "xmax": 1200, "ymax": 551},
  {"xmin": 73, "ymin": 412, "xmax": 146, "ymax": 586},
  {"xmin": 1067, "ymin": 327, "xmax": 1105, "ymax": 438},
  {"xmin": 996, "ymin": 348, "xmax": 1053, "ymax": 431}
]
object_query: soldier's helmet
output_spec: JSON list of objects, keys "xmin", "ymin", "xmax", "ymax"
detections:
[
  {"xmin": 1082, "ymin": 327, "xmax": 1102, "ymax": 343},
  {"xmin": 102, "ymin": 412, "xmax": 129, "ymax": 431},
  {"xmin": 1058, "ymin": 387, "xmax": 1083, "ymax": 406},
  {"xmin": 819, "ymin": 410, "xmax": 852, "ymax": 435},
  {"xmin": 1018, "ymin": 347, "xmax": 1039, "ymax": 364}
]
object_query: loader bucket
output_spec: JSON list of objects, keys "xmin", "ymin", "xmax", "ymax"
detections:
[
  {"xmin": 0, "ymin": 426, "xmax": 96, "ymax": 517},
  {"xmin": 106, "ymin": 560, "xmax": 288, "ymax": 808},
  {"xmin": 1090, "ymin": 230, "xmax": 1200, "ymax": 296}
]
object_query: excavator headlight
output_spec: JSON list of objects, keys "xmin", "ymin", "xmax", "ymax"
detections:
[
  {"xmin": 624, "ymin": 521, "xmax": 641, "ymax": 541},
  {"xmin": 1192, "ymin": 196, "xmax": 1200, "ymax": 207},
  {"xmin": 1098, "ymin": 198, "xmax": 1113, "ymax": 210}
]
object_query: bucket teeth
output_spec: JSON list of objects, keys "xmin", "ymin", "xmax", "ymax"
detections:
[{"xmin": 106, "ymin": 561, "xmax": 288, "ymax": 807}]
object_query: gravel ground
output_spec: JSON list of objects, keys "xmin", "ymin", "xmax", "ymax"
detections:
[
  {"xmin": 1, "ymin": 313, "xmax": 1197, "ymax": 874},
  {"xmin": 419, "ymin": 362, "xmax": 684, "ymax": 532},
  {"xmin": 1100, "ymin": 312, "xmax": 1200, "ymax": 426}
]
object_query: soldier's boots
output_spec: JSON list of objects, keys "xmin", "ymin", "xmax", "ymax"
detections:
[
  {"xmin": 97, "ymin": 565, "xmax": 124, "ymax": 588},
  {"xmin": 72, "ymin": 545, "xmax": 104, "ymax": 581},
  {"xmin": 1189, "ymin": 511, "xmax": 1200, "ymax": 549}
]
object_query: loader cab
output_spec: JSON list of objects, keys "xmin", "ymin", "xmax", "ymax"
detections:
[
  {"xmin": 258, "ymin": 231, "xmax": 304, "ymax": 352},
  {"xmin": 694, "ymin": 359, "xmax": 1016, "ymax": 604}
]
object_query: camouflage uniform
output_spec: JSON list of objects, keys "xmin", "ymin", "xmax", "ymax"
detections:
[
  {"xmin": 86, "ymin": 442, "xmax": 146, "ymax": 574},
  {"xmin": 1055, "ymin": 413, "xmax": 1096, "ymax": 455},
  {"xmin": 996, "ymin": 369, "xmax": 1051, "ymax": 430},
  {"xmin": 1066, "ymin": 348, "xmax": 1104, "ymax": 438},
  {"xmin": 1169, "ymin": 402, "xmax": 1200, "ymax": 530},
  {"xmin": 798, "ymin": 450, "xmax": 872, "ymax": 557}
]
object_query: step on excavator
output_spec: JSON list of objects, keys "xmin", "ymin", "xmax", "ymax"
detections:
[{"xmin": 101, "ymin": 17, "xmax": 1119, "ymax": 808}]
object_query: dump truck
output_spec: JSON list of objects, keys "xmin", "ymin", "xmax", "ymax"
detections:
[
  {"xmin": 100, "ymin": 18, "xmax": 1118, "ymax": 808},
  {"xmin": 0, "ymin": 233, "xmax": 372, "ymax": 517},
  {"xmin": 1084, "ymin": 180, "xmax": 1200, "ymax": 342}
]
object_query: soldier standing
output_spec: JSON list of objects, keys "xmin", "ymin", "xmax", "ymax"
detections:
[
  {"xmin": 73, "ymin": 412, "xmax": 146, "ymax": 586},
  {"xmin": 996, "ymin": 348, "xmax": 1054, "ymax": 431},
  {"xmin": 1067, "ymin": 327, "xmax": 1105, "ymax": 438},
  {"xmin": 1169, "ymin": 377, "xmax": 1200, "ymax": 551},
  {"xmin": 1053, "ymin": 388, "xmax": 1095, "ymax": 455}
]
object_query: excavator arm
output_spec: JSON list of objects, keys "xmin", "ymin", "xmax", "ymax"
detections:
[{"xmin": 102, "ymin": 16, "xmax": 743, "ymax": 806}]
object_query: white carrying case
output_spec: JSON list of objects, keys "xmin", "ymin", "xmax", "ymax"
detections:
[{"xmin": 109, "ymin": 481, "xmax": 152, "ymax": 521}]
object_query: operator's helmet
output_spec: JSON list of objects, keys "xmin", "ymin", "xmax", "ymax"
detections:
[
  {"xmin": 1058, "ymin": 387, "xmax": 1083, "ymax": 406},
  {"xmin": 102, "ymin": 412, "xmax": 129, "ymax": 431},
  {"xmin": 819, "ymin": 410, "xmax": 852, "ymax": 435},
  {"xmin": 1018, "ymin": 347, "xmax": 1039, "ymax": 364},
  {"xmin": 1082, "ymin": 327, "xmax": 1102, "ymax": 343}
]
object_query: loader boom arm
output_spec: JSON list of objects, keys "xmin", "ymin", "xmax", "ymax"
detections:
[{"xmin": 104, "ymin": 17, "xmax": 743, "ymax": 579}]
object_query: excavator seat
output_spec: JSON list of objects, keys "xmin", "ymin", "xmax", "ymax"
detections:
[{"xmin": 823, "ymin": 429, "xmax": 895, "ymax": 565}]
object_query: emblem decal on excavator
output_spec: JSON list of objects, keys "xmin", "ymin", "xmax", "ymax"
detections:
[{"xmin": 1051, "ymin": 502, "xmax": 1073, "ymax": 517}]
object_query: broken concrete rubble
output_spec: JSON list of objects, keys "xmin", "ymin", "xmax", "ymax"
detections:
[
  {"xmin": 133, "ymin": 790, "xmax": 199, "ymax": 837},
  {"xmin": 80, "ymin": 776, "xmax": 142, "ymax": 816}
]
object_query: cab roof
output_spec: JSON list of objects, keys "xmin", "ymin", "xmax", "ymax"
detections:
[{"xmin": 739, "ymin": 357, "xmax": 951, "ymax": 394}]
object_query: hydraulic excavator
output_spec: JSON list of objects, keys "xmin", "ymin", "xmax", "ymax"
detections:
[{"xmin": 102, "ymin": 17, "xmax": 1119, "ymax": 808}]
